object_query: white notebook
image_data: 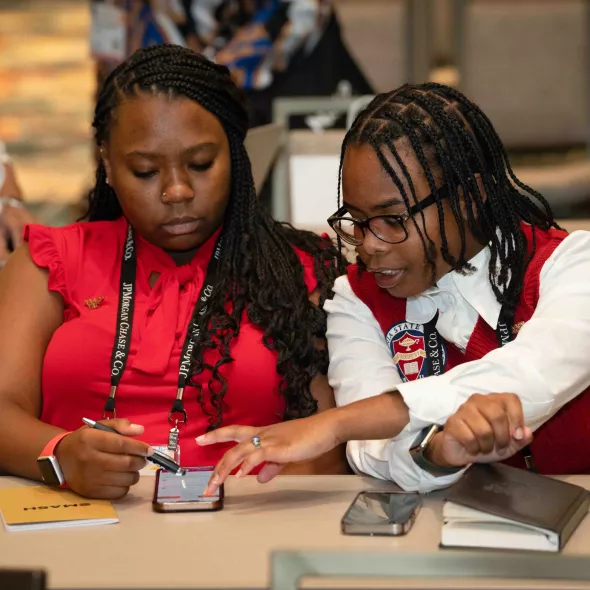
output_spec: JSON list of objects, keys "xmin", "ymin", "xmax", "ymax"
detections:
[
  {"xmin": 442, "ymin": 501, "xmax": 559, "ymax": 552},
  {"xmin": 441, "ymin": 463, "xmax": 589, "ymax": 553}
]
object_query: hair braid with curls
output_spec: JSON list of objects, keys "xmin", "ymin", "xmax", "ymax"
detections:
[
  {"xmin": 86, "ymin": 44, "xmax": 345, "ymax": 430},
  {"xmin": 341, "ymin": 82, "xmax": 560, "ymax": 319}
]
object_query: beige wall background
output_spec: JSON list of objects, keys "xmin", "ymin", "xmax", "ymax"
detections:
[{"xmin": 0, "ymin": 0, "xmax": 93, "ymax": 207}]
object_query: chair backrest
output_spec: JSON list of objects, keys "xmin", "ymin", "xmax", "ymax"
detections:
[
  {"xmin": 332, "ymin": 0, "xmax": 410, "ymax": 92},
  {"xmin": 244, "ymin": 123, "xmax": 283, "ymax": 196},
  {"xmin": 458, "ymin": 0, "xmax": 590, "ymax": 149}
]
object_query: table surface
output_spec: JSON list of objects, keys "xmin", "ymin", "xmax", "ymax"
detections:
[{"xmin": 1, "ymin": 474, "xmax": 590, "ymax": 590}]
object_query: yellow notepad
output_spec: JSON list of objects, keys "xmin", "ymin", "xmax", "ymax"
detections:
[{"xmin": 0, "ymin": 486, "xmax": 119, "ymax": 531}]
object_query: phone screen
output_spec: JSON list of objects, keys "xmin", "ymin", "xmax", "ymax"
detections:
[
  {"xmin": 344, "ymin": 491, "xmax": 422, "ymax": 526},
  {"xmin": 155, "ymin": 467, "xmax": 220, "ymax": 504}
]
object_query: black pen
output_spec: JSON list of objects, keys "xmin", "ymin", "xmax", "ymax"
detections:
[{"xmin": 82, "ymin": 417, "xmax": 186, "ymax": 476}]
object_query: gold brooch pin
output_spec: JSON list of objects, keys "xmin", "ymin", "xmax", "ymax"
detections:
[
  {"xmin": 84, "ymin": 296, "xmax": 104, "ymax": 310},
  {"xmin": 512, "ymin": 321, "xmax": 525, "ymax": 335}
]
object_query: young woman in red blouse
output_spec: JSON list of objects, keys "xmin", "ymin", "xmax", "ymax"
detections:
[{"xmin": 0, "ymin": 45, "xmax": 348, "ymax": 499}]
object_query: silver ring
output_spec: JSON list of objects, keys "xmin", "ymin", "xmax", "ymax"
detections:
[{"xmin": 251, "ymin": 435, "xmax": 262, "ymax": 449}]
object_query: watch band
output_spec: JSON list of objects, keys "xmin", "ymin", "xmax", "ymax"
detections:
[
  {"xmin": 40, "ymin": 432, "xmax": 71, "ymax": 457},
  {"xmin": 409, "ymin": 425, "xmax": 464, "ymax": 477},
  {"xmin": 38, "ymin": 432, "xmax": 72, "ymax": 488}
]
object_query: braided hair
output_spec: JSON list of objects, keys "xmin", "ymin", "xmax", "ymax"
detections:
[
  {"xmin": 341, "ymin": 82, "xmax": 560, "ymax": 319},
  {"xmin": 86, "ymin": 44, "xmax": 345, "ymax": 430}
]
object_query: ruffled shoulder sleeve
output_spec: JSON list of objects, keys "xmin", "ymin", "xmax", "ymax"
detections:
[
  {"xmin": 23, "ymin": 223, "xmax": 71, "ymax": 302},
  {"xmin": 23, "ymin": 219, "xmax": 125, "ymax": 310}
]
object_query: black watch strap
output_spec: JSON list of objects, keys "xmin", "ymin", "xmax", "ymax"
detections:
[{"xmin": 409, "ymin": 425, "xmax": 465, "ymax": 477}]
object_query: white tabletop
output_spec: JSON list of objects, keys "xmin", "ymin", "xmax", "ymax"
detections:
[{"xmin": 1, "ymin": 474, "xmax": 589, "ymax": 589}]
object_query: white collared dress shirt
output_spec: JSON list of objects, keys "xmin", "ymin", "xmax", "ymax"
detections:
[{"xmin": 325, "ymin": 231, "xmax": 590, "ymax": 492}]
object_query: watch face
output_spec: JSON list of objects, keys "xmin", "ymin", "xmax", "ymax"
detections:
[{"xmin": 37, "ymin": 456, "xmax": 63, "ymax": 486}]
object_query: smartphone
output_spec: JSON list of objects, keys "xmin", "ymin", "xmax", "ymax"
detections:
[
  {"xmin": 341, "ymin": 490, "xmax": 422, "ymax": 536},
  {"xmin": 152, "ymin": 467, "xmax": 223, "ymax": 512}
]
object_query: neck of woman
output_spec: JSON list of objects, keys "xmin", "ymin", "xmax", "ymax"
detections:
[{"xmin": 166, "ymin": 248, "xmax": 198, "ymax": 266}]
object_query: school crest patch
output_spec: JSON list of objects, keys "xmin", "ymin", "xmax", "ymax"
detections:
[{"xmin": 385, "ymin": 321, "xmax": 446, "ymax": 382}]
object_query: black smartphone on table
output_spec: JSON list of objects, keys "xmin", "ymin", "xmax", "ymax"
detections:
[
  {"xmin": 341, "ymin": 490, "xmax": 422, "ymax": 536},
  {"xmin": 153, "ymin": 467, "xmax": 223, "ymax": 512}
]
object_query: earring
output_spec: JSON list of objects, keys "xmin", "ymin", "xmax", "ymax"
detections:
[
  {"xmin": 106, "ymin": 177, "xmax": 110, "ymax": 185},
  {"xmin": 161, "ymin": 191, "xmax": 167, "ymax": 198}
]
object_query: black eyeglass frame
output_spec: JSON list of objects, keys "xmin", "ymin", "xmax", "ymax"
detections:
[{"xmin": 327, "ymin": 185, "xmax": 449, "ymax": 246}]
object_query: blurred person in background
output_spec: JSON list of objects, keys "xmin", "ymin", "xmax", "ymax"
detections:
[
  {"xmin": 0, "ymin": 142, "xmax": 35, "ymax": 267},
  {"xmin": 92, "ymin": 0, "xmax": 373, "ymax": 128}
]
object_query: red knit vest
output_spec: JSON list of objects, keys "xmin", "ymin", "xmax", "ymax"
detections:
[{"xmin": 347, "ymin": 224, "xmax": 590, "ymax": 475}]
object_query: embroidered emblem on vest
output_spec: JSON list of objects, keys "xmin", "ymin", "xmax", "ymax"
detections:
[
  {"xmin": 84, "ymin": 296, "xmax": 104, "ymax": 310},
  {"xmin": 385, "ymin": 321, "xmax": 446, "ymax": 382}
]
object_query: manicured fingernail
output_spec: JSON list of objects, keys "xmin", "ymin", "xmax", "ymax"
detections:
[
  {"xmin": 130, "ymin": 423, "xmax": 144, "ymax": 433},
  {"xmin": 236, "ymin": 469, "xmax": 243, "ymax": 478},
  {"xmin": 204, "ymin": 477, "xmax": 218, "ymax": 496},
  {"xmin": 195, "ymin": 435, "xmax": 206, "ymax": 444},
  {"xmin": 146, "ymin": 446, "xmax": 154, "ymax": 456},
  {"xmin": 514, "ymin": 427, "xmax": 523, "ymax": 440}
]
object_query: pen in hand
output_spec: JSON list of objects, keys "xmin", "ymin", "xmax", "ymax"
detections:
[{"xmin": 82, "ymin": 418, "xmax": 186, "ymax": 476}]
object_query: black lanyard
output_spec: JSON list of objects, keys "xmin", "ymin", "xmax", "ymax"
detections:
[
  {"xmin": 423, "ymin": 306, "xmax": 536, "ymax": 470},
  {"xmin": 423, "ymin": 308, "xmax": 513, "ymax": 374},
  {"xmin": 103, "ymin": 224, "xmax": 223, "ymax": 425}
]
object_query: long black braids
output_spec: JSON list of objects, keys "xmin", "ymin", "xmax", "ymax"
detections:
[
  {"xmin": 341, "ymin": 82, "xmax": 559, "ymax": 319},
  {"xmin": 86, "ymin": 44, "xmax": 345, "ymax": 430}
]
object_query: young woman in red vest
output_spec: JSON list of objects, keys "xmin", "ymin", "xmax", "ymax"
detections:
[{"xmin": 200, "ymin": 83, "xmax": 590, "ymax": 494}]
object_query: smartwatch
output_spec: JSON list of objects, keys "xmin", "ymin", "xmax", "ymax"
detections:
[
  {"xmin": 37, "ymin": 432, "xmax": 72, "ymax": 488},
  {"xmin": 409, "ymin": 425, "xmax": 464, "ymax": 477}
]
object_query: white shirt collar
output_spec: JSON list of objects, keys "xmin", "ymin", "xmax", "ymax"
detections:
[
  {"xmin": 406, "ymin": 246, "xmax": 501, "ymax": 329},
  {"xmin": 449, "ymin": 246, "xmax": 501, "ymax": 329}
]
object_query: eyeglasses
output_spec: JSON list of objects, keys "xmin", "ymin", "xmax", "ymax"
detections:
[{"xmin": 327, "ymin": 185, "xmax": 449, "ymax": 246}]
